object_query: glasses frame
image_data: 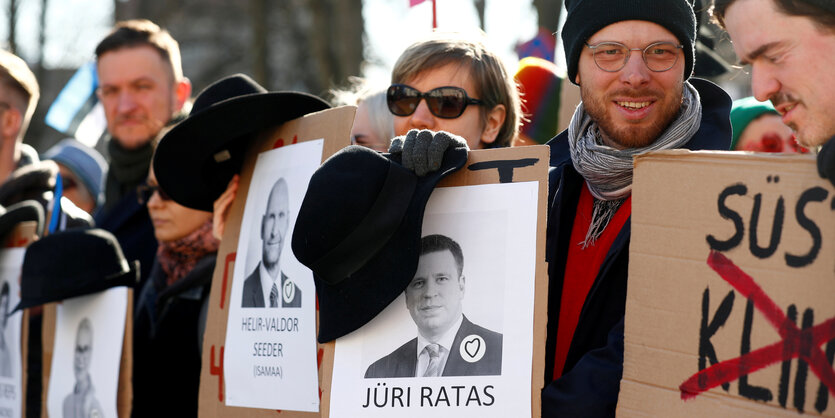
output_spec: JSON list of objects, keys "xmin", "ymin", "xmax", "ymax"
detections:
[
  {"xmin": 585, "ymin": 41, "xmax": 683, "ymax": 73},
  {"xmin": 387, "ymin": 84, "xmax": 483, "ymax": 119},
  {"xmin": 136, "ymin": 183, "xmax": 171, "ymax": 205}
]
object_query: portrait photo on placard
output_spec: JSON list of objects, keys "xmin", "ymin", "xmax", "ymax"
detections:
[
  {"xmin": 0, "ymin": 249, "xmax": 25, "ymax": 418},
  {"xmin": 223, "ymin": 139, "xmax": 323, "ymax": 411},
  {"xmin": 330, "ymin": 182, "xmax": 539, "ymax": 417},
  {"xmin": 46, "ymin": 287, "xmax": 127, "ymax": 418}
]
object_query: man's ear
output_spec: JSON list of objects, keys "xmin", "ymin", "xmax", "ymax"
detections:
[
  {"xmin": 458, "ymin": 275, "xmax": 466, "ymax": 294},
  {"xmin": 0, "ymin": 108, "xmax": 21, "ymax": 141},
  {"xmin": 479, "ymin": 104, "xmax": 506, "ymax": 145},
  {"xmin": 173, "ymin": 77, "xmax": 192, "ymax": 112}
]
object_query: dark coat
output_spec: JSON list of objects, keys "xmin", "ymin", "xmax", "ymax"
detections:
[
  {"xmin": 94, "ymin": 190, "xmax": 157, "ymax": 289},
  {"xmin": 365, "ymin": 315, "xmax": 503, "ymax": 378},
  {"xmin": 133, "ymin": 254, "xmax": 216, "ymax": 418},
  {"xmin": 241, "ymin": 262, "xmax": 301, "ymax": 308},
  {"xmin": 541, "ymin": 78, "xmax": 732, "ymax": 417}
]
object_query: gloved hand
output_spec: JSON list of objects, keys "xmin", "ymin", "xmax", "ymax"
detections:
[
  {"xmin": 817, "ymin": 138, "xmax": 835, "ymax": 188},
  {"xmin": 388, "ymin": 129, "xmax": 469, "ymax": 176}
]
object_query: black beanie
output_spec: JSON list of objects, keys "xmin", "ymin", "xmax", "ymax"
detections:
[{"xmin": 562, "ymin": 0, "xmax": 696, "ymax": 85}]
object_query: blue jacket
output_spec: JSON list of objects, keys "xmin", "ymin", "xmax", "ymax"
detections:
[{"xmin": 541, "ymin": 78, "xmax": 732, "ymax": 417}]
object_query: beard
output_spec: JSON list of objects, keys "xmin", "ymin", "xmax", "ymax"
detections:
[{"xmin": 580, "ymin": 83, "xmax": 684, "ymax": 149}]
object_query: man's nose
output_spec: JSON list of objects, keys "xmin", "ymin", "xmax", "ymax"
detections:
[
  {"xmin": 751, "ymin": 64, "xmax": 780, "ymax": 103},
  {"xmin": 619, "ymin": 51, "xmax": 651, "ymax": 87},
  {"xmin": 117, "ymin": 91, "xmax": 137, "ymax": 113}
]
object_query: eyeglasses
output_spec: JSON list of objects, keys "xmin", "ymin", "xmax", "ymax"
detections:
[
  {"xmin": 585, "ymin": 41, "xmax": 683, "ymax": 73},
  {"xmin": 387, "ymin": 84, "xmax": 483, "ymax": 119},
  {"xmin": 136, "ymin": 183, "xmax": 171, "ymax": 205}
]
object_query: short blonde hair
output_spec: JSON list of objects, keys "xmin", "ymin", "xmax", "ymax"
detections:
[
  {"xmin": 391, "ymin": 32, "xmax": 520, "ymax": 148},
  {"xmin": 0, "ymin": 50, "xmax": 39, "ymax": 140}
]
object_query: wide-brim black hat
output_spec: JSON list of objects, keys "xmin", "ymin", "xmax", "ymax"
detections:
[
  {"xmin": 292, "ymin": 145, "xmax": 468, "ymax": 342},
  {"xmin": 0, "ymin": 200, "xmax": 43, "ymax": 242},
  {"xmin": 14, "ymin": 228, "xmax": 138, "ymax": 312},
  {"xmin": 154, "ymin": 73, "xmax": 331, "ymax": 211}
]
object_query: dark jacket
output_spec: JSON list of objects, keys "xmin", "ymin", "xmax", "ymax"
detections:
[
  {"xmin": 94, "ymin": 189, "xmax": 157, "ymax": 289},
  {"xmin": 133, "ymin": 254, "xmax": 216, "ymax": 418},
  {"xmin": 541, "ymin": 78, "xmax": 732, "ymax": 417},
  {"xmin": 365, "ymin": 315, "xmax": 503, "ymax": 378},
  {"xmin": 241, "ymin": 263, "xmax": 301, "ymax": 308}
]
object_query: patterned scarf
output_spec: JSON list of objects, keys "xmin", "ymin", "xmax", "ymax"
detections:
[
  {"xmin": 157, "ymin": 220, "xmax": 219, "ymax": 286},
  {"xmin": 567, "ymin": 81, "xmax": 702, "ymax": 246}
]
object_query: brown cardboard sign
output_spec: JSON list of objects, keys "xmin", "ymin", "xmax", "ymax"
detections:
[
  {"xmin": 621, "ymin": 151, "xmax": 835, "ymax": 417},
  {"xmin": 319, "ymin": 145, "xmax": 549, "ymax": 418},
  {"xmin": 198, "ymin": 106, "xmax": 353, "ymax": 416}
]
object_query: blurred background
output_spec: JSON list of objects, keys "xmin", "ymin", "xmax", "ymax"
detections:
[{"xmin": 0, "ymin": 0, "xmax": 752, "ymax": 153}]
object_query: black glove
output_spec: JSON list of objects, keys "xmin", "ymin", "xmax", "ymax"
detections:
[
  {"xmin": 388, "ymin": 129, "xmax": 469, "ymax": 176},
  {"xmin": 817, "ymin": 138, "xmax": 835, "ymax": 188}
]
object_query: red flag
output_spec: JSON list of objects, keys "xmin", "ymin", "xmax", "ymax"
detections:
[
  {"xmin": 409, "ymin": 0, "xmax": 427, "ymax": 6},
  {"xmin": 408, "ymin": 0, "xmax": 437, "ymax": 29}
]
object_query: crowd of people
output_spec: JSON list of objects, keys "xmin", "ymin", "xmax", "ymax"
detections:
[{"xmin": 0, "ymin": 0, "xmax": 831, "ymax": 416}]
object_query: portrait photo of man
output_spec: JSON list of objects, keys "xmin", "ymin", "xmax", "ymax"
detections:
[
  {"xmin": 242, "ymin": 177, "xmax": 302, "ymax": 308},
  {"xmin": 365, "ymin": 234, "xmax": 503, "ymax": 378},
  {"xmin": 63, "ymin": 317, "xmax": 103, "ymax": 418}
]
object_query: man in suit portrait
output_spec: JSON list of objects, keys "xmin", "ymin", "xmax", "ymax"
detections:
[
  {"xmin": 242, "ymin": 177, "xmax": 301, "ymax": 308},
  {"xmin": 365, "ymin": 234, "xmax": 502, "ymax": 378},
  {"xmin": 63, "ymin": 318, "xmax": 103, "ymax": 418}
]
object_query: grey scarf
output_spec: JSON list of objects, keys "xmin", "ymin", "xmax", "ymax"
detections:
[{"xmin": 567, "ymin": 81, "xmax": 702, "ymax": 246}]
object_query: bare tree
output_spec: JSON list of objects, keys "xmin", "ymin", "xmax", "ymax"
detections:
[{"xmin": 6, "ymin": 0, "xmax": 17, "ymax": 53}]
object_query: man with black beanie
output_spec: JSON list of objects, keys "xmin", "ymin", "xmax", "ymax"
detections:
[
  {"xmin": 541, "ymin": 0, "xmax": 731, "ymax": 416},
  {"xmin": 710, "ymin": 0, "xmax": 835, "ymax": 187}
]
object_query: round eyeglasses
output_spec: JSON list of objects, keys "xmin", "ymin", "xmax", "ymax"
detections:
[{"xmin": 585, "ymin": 41, "xmax": 683, "ymax": 73}]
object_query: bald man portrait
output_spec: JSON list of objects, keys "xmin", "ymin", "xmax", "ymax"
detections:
[
  {"xmin": 242, "ymin": 177, "xmax": 302, "ymax": 308},
  {"xmin": 63, "ymin": 318, "xmax": 103, "ymax": 418}
]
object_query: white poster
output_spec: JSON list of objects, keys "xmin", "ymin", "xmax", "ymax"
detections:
[
  {"xmin": 224, "ymin": 139, "xmax": 323, "ymax": 411},
  {"xmin": 47, "ymin": 287, "xmax": 127, "ymax": 418},
  {"xmin": 0, "ymin": 249, "xmax": 24, "ymax": 418},
  {"xmin": 329, "ymin": 181, "xmax": 539, "ymax": 417}
]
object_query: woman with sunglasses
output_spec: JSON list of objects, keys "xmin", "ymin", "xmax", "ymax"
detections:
[
  {"xmin": 133, "ymin": 131, "xmax": 219, "ymax": 417},
  {"xmin": 387, "ymin": 32, "xmax": 521, "ymax": 150}
]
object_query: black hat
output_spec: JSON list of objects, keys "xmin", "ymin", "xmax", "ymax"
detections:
[
  {"xmin": 14, "ymin": 228, "xmax": 138, "ymax": 312},
  {"xmin": 799, "ymin": 0, "xmax": 835, "ymax": 13},
  {"xmin": 561, "ymin": 0, "xmax": 696, "ymax": 84},
  {"xmin": 292, "ymin": 145, "xmax": 467, "ymax": 342},
  {"xmin": 0, "ymin": 200, "xmax": 43, "ymax": 242},
  {"xmin": 153, "ymin": 73, "xmax": 331, "ymax": 211}
]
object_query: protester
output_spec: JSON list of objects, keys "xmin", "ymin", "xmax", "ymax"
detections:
[
  {"xmin": 42, "ymin": 139, "xmax": 108, "ymax": 215},
  {"xmin": 729, "ymin": 96, "xmax": 806, "ymax": 153},
  {"xmin": 513, "ymin": 56, "xmax": 563, "ymax": 146},
  {"xmin": 93, "ymin": 19, "xmax": 192, "ymax": 289},
  {"xmin": 710, "ymin": 0, "xmax": 835, "ymax": 186},
  {"xmin": 133, "ymin": 129, "xmax": 217, "ymax": 417},
  {"xmin": 0, "ymin": 50, "xmax": 39, "ymax": 184},
  {"xmin": 331, "ymin": 77, "xmax": 394, "ymax": 152},
  {"xmin": 388, "ymin": 31, "xmax": 520, "ymax": 149}
]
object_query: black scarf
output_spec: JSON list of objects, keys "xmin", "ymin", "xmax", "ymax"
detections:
[{"xmin": 103, "ymin": 138, "xmax": 153, "ymax": 213}]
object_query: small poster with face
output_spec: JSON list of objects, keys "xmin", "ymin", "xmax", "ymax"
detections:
[
  {"xmin": 223, "ymin": 139, "xmax": 323, "ymax": 411},
  {"xmin": 0, "ymin": 249, "xmax": 24, "ymax": 418},
  {"xmin": 326, "ymin": 146, "xmax": 547, "ymax": 418},
  {"xmin": 46, "ymin": 287, "xmax": 127, "ymax": 418}
]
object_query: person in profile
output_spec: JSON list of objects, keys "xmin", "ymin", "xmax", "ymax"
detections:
[
  {"xmin": 0, "ymin": 282, "xmax": 12, "ymax": 377},
  {"xmin": 365, "ymin": 234, "xmax": 502, "ymax": 378},
  {"xmin": 242, "ymin": 177, "xmax": 301, "ymax": 308},
  {"xmin": 63, "ymin": 317, "xmax": 103, "ymax": 418}
]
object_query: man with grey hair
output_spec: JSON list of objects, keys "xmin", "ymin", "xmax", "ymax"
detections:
[
  {"xmin": 242, "ymin": 177, "xmax": 301, "ymax": 308},
  {"xmin": 63, "ymin": 318, "xmax": 103, "ymax": 418},
  {"xmin": 709, "ymin": 0, "xmax": 835, "ymax": 187}
]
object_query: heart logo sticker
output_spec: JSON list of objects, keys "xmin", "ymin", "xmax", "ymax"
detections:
[
  {"xmin": 460, "ymin": 334, "xmax": 486, "ymax": 363},
  {"xmin": 283, "ymin": 280, "xmax": 295, "ymax": 304}
]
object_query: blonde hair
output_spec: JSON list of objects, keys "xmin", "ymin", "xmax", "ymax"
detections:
[
  {"xmin": 391, "ymin": 32, "xmax": 520, "ymax": 148},
  {"xmin": 0, "ymin": 50, "xmax": 39, "ymax": 140}
]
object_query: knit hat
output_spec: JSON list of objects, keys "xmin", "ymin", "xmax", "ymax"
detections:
[
  {"xmin": 42, "ymin": 138, "xmax": 107, "ymax": 208},
  {"xmin": 514, "ymin": 57, "xmax": 563, "ymax": 144},
  {"xmin": 729, "ymin": 96, "xmax": 779, "ymax": 150},
  {"xmin": 561, "ymin": 0, "xmax": 696, "ymax": 85}
]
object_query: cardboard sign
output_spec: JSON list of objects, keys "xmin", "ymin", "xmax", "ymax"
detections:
[
  {"xmin": 320, "ymin": 145, "xmax": 550, "ymax": 418},
  {"xmin": 40, "ymin": 288, "xmax": 133, "ymax": 418},
  {"xmin": 198, "ymin": 106, "xmax": 353, "ymax": 416},
  {"xmin": 620, "ymin": 151, "xmax": 835, "ymax": 416}
]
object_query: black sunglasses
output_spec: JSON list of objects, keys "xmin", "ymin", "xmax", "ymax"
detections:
[
  {"xmin": 136, "ymin": 183, "xmax": 171, "ymax": 205},
  {"xmin": 387, "ymin": 84, "xmax": 483, "ymax": 119}
]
